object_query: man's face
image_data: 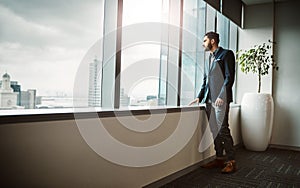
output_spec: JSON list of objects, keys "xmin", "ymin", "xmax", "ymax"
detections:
[{"xmin": 203, "ymin": 36, "xmax": 212, "ymax": 51}]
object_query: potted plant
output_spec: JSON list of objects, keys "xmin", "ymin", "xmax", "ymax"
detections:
[{"xmin": 236, "ymin": 41, "xmax": 278, "ymax": 151}]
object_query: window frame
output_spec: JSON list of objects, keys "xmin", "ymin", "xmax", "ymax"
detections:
[{"xmin": 0, "ymin": 106, "xmax": 205, "ymax": 125}]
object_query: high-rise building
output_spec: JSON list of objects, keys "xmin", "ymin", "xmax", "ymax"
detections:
[
  {"xmin": 0, "ymin": 73, "xmax": 18, "ymax": 109},
  {"xmin": 88, "ymin": 57, "xmax": 101, "ymax": 107}
]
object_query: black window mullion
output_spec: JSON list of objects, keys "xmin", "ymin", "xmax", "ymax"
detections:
[
  {"xmin": 177, "ymin": 0, "xmax": 184, "ymax": 106},
  {"xmin": 114, "ymin": 0, "xmax": 123, "ymax": 109}
]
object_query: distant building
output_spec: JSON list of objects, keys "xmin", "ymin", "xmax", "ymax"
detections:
[
  {"xmin": 21, "ymin": 89, "xmax": 36, "ymax": 109},
  {"xmin": 0, "ymin": 73, "xmax": 18, "ymax": 109},
  {"xmin": 0, "ymin": 80, "xmax": 21, "ymax": 105},
  {"xmin": 120, "ymin": 88, "xmax": 129, "ymax": 107},
  {"xmin": 88, "ymin": 57, "xmax": 101, "ymax": 107},
  {"xmin": 146, "ymin": 95, "xmax": 157, "ymax": 101},
  {"xmin": 146, "ymin": 95, "xmax": 158, "ymax": 106},
  {"xmin": 10, "ymin": 81, "xmax": 21, "ymax": 105},
  {"xmin": 36, "ymin": 96, "xmax": 42, "ymax": 106}
]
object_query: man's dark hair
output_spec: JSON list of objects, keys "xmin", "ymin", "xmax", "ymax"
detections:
[{"xmin": 205, "ymin": 31, "xmax": 220, "ymax": 45}]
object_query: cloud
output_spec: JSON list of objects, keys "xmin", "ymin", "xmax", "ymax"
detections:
[
  {"xmin": 0, "ymin": 0, "xmax": 103, "ymax": 48},
  {"xmin": 0, "ymin": 5, "xmax": 60, "ymax": 47},
  {"xmin": 0, "ymin": 0, "xmax": 103, "ymax": 96}
]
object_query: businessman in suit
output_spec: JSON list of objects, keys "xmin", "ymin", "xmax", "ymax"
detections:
[{"xmin": 189, "ymin": 31, "xmax": 236, "ymax": 173}]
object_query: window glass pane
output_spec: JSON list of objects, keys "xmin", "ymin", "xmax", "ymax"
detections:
[
  {"xmin": 229, "ymin": 22, "xmax": 238, "ymax": 55},
  {"xmin": 206, "ymin": 3, "xmax": 216, "ymax": 32},
  {"xmin": 121, "ymin": 0, "xmax": 166, "ymax": 107},
  {"xmin": 0, "ymin": 0, "xmax": 104, "ymax": 111},
  {"xmin": 195, "ymin": 0, "xmax": 207, "ymax": 97},
  {"xmin": 158, "ymin": 0, "xmax": 169, "ymax": 106},
  {"xmin": 165, "ymin": 0, "xmax": 181, "ymax": 106},
  {"xmin": 181, "ymin": 0, "xmax": 206, "ymax": 105},
  {"xmin": 217, "ymin": 12, "xmax": 230, "ymax": 49},
  {"xmin": 229, "ymin": 22, "xmax": 238, "ymax": 103},
  {"xmin": 202, "ymin": 3, "xmax": 216, "ymax": 94},
  {"xmin": 100, "ymin": 0, "xmax": 119, "ymax": 109},
  {"xmin": 181, "ymin": 0, "xmax": 197, "ymax": 105}
]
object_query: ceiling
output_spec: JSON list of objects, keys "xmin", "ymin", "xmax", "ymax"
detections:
[
  {"xmin": 242, "ymin": 0, "xmax": 286, "ymax": 5},
  {"xmin": 242, "ymin": 0, "xmax": 273, "ymax": 5},
  {"xmin": 242, "ymin": 0, "xmax": 272, "ymax": 5}
]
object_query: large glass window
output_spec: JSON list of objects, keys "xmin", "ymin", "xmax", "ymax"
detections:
[
  {"xmin": 0, "ymin": 0, "xmax": 239, "ymax": 114},
  {"xmin": 0, "ymin": 0, "xmax": 104, "ymax": 110}
]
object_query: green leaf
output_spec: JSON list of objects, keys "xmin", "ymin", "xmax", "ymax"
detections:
[{"xmin": 236, "ymin": 41, "xmax": 279, "ymax": 91}]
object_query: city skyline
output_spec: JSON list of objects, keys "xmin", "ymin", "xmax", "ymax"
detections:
[{"xmin": 0, "ymin": 69, "xmax": 161, "ymax": 109}]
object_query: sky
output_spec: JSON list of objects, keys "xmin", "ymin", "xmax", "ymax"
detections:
[{"xmin": 0, "ymin": 0, "xmax": 103, "ymax": 96}]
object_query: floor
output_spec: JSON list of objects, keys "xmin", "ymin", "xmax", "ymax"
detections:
[{"xmin": 160, "ymin": 147, "xmax": 300, "ymax": 188}]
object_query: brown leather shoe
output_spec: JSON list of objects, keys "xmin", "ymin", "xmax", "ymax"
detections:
[
  {"xmin": 221, "ymin": 160, "xmax": 237, "ymax": 173},
  {"xmin": 201, "ymin": 159, "xmax": 225, "ymax": 169}
]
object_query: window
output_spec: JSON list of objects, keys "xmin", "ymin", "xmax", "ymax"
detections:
[
  {"xmin": 0, "ymin": 0, "xmax": 104, "ymax": 110},
  {"xmin": 0, "ymin": 0, "xmax": 238, "ymax": 114}
]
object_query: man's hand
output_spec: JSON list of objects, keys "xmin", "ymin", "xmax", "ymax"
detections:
[
  {"xmin": 215, "ymin": 98, "xmax": 224, "ymax": 107},
  {"xmin": 189, "ymin": 98, "xmax": 199, "ymax": 106}
]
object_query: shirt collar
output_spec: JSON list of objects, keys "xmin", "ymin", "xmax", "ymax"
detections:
[{"xmin": 212, "ymin": 47, "xmax": 220, "ymax": 57}]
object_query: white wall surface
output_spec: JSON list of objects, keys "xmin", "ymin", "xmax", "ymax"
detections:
[
  {"xmin": 271, "ymin": 0, "xmax": 300, "ymax": 147},
  {"xmin": 0, "ymin": 107, "xmax": 240, "ymax": 187},
  {"xmin": 236, "ymin": 3, "xmax": 273, "ymax": 103},
  {"xmin": 238, "ymin": 0, "xmax": 300, "ymax": 148}
]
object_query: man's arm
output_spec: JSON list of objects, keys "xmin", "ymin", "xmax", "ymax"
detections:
[
  {"xmin": 197, "ymin": 72, "xmax": 207, "ymax": 101},
  {"xmin": 217, "ymin": 50, "xmax": 235, "ymax": 101},
  {"xmin": 189, "ymin": 65, "xmax": 207, "ymax": 105}
]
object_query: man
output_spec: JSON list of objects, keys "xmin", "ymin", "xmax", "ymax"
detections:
[{"xmin": 189, "ymin": 31, "xmax": 236, "ymax": 173}]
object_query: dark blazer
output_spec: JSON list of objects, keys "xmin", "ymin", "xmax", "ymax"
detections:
[{"xmin": 197, "ymin": 47, "xmax": 235, "ymax": 104}]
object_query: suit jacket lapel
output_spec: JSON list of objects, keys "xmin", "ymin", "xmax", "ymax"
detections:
[
  {"xmin": 209, "ymin": 47, "xmax": 223, "ymax": 72},
  {"xmin": 213, "ymin": 47, "xmax": 223, "ymax": 61}
]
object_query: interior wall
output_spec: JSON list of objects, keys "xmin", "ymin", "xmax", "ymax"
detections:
[
  {"xmin": 271, "ymin": 0, "xmax": 300, "ymax": 147},
  {"xmin": 0, "ymin": 107, "xmax": 240, "ymax": 188},
  {"xmin": 238, "ymin": 0, "xmax": 300, "ymax": 148},
  {"xmin": 236, "ymin": 3, "xmax": 273, "ymax": 103}
]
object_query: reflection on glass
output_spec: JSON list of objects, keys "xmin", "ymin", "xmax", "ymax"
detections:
[{"xmin": 121, "ymin": 0, "xmax": 166, "ymax": 107}]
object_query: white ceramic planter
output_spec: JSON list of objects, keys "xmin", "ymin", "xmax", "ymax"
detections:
[{"xmin": 241, "ymin": 93, "xmax": 274, "ymax": 151}]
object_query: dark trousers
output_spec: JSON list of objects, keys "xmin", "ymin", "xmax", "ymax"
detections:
[{"xmin": 205, "ymin": 102, "xmax": 235, "ymax": 161}]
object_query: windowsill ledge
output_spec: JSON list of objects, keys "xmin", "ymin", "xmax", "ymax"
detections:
[
  {"xmin": 0, "ymin": 103, "xmax": 241, "ymax": 125},
  {"xmin": 0, "ymin": 105, "xmax": 205, "ymax": 125}
]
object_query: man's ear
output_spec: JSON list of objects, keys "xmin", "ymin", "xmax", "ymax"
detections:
[{"xmin": 211, "ymin": 39, "xmax": 215, "ymax": 45}]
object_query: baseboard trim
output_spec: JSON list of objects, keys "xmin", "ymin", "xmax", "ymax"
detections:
[
  {"xmin": 269, "ymin": 144, "xmax": 300, "ymax": 151},
  {"xmin": 142, "ymin": 155, "xmax": 215, "ymax": 188},
  {"xmin": 143, "ymin": 144, "xmax": 243, "ymax": 188}
]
